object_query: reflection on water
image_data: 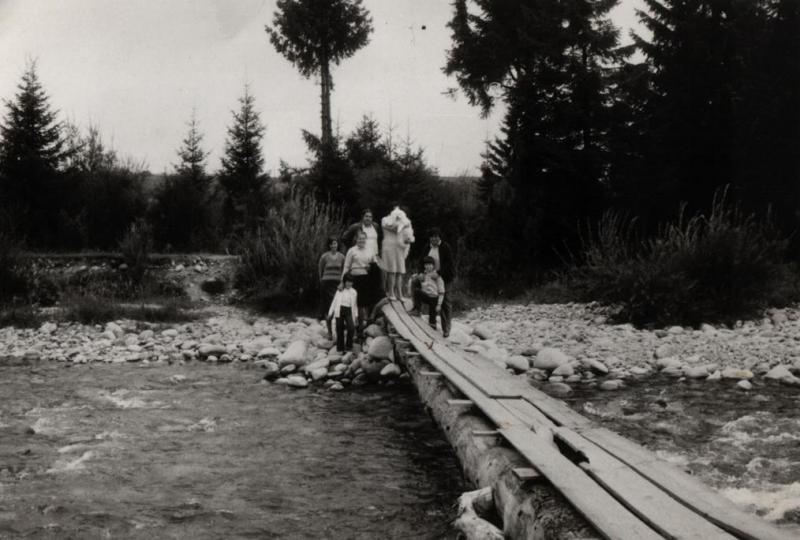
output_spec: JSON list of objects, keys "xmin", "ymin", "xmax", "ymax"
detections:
[
  {"xmin": 0, "ymin": 363, "xmax": 465, "ymax": 539},
  {"xmin": 563, "ymin": 378, "xmax": 800, "ymax": 530}
]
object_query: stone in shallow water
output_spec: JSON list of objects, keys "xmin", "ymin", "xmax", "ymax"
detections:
[
  {"xmin": 278, "ymin": 340, "xmax": 308, "ymax": 367},
  {"xmin": 737, "ymin": 380, "xmax": 753, "ymax": 391},
  {"xmin": 721, "ymin": 368, "xmax": 754, "ymax": 380},
  {"xmin": 552, "ymin": 363, "xmax": 574, "ymax": 377},
  {"xmin": 505, "ymin": 355, "xmax": 529, "ymax": 373},
  {"xmin": 310, "ymin": 368, "xmax": 328, "ymax": 381},
  {"xmin": 599, "ymin": 379, "xmax": 624, "ymax": 391},
  {"xmin": 380, "ymin": 363, "xmax": 401, "ymax": 378},
  {"xmin": 764, "ymin": 365, "xmax": 793, "ymax": 383},
  {"xmin": 286, "ymin": 375, "xmax": 309, "ymax": 388},
  {"xmin": 543, "ymin": 382, "xmax": 572, "ymax": 396},
  {"xmin": 533, "ymin": 348, "xmax": 569, "ymax": 370}
]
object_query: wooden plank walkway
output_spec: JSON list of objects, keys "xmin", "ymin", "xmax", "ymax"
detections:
[{"xmin": 382, "ymin": 300, "xmax": 795, "ymax": 540}]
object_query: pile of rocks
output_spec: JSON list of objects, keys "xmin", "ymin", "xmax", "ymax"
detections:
[
  {"xmin": 452, "ymin": 303, "xmax": 800, "ymax": 394},
  {"xmin": 262, "ymin": 324, "xmax": 406, "ymax": 391},
  {"xmin": 0, "ymin": 309, "xmax": 407, "ymax": 391}
]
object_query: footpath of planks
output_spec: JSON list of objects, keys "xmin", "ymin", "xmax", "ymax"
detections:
[{"xmin": 381, "ymin": 300, "xmax": 795, "ymax": 540}]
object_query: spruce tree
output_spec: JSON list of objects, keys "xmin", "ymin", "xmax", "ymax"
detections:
[
  {"xmin": 219, "ymin": 87, "xmax": 268, "ymax": 235},
  {"xmin": 152, "ymin": 113, "xmax": 214, "ymax": 251},
  {"xmin": 175, "ymin": 111, "xmax": 209, "ymax": 186},
  {"xmin": 633, "ymin": 0, "xmax": 767, "ymax": 222},
  {"xmin": 0, "ymin": 62, "xmax": 67, "ymax": 245},
  {"xmin": 445, "ymin": 0, "xmax": 624, "ymax": 273},
  {"xmin": 266, "ymin": 0, "xmax": 373, "ymax": 149}
]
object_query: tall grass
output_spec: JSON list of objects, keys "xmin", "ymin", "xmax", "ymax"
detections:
[
  {"xmin": 236, "ymin": 188, "xmax": 344, "ymax": 307},
  {"xmin": 570, "ymin": 190, "xmax": 793, "ymax": 326}
]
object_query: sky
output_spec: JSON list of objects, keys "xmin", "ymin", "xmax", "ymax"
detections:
[{"xmin": 0, "ymin": 0, "xmax": 642, "ymax": 177}]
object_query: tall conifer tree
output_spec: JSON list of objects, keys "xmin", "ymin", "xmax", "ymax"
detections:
[
  {"xmin": 0, "ymin": 62, "xmax": 67, "ymax": 244},
  {"xmin": 219, "ymin": 87, "xmax": 267, "ymax": 235}
]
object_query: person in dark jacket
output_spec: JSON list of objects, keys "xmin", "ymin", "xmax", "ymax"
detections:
[
  {"xmin": 409, "ymin": 227, "xmax": 454, "ymax": 337},
  {"xmin": 341, "ymin": 209, "xmax": 382, "ymax": 258}
]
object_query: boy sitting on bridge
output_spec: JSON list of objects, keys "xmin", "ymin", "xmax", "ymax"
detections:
[{"xmin": 410, "ymin": 256, "xmax": 445, "ymax": 331}]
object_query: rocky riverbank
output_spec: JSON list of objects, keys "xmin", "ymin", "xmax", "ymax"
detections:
[
  {"xmin": 4, "ymin": 301, "xmax": 800, "ymax": 395},
  {"xmin": 0, "ymin": 307, "xmax": 407, "ymax": 390},
  {"xmin": 450, "ymin": 302, "xmax": 800, "ymax": 395}
]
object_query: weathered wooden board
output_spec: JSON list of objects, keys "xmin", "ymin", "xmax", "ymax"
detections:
[
  {"xmin": 498, "ymin": 426, "xmax": 664, "ymax": 540},
  {"xmin": 578, "ymin": 427, "xmax": 798, "ymax": 540},
  {"xmin": 384, "ymin": 301, "xmax": 795, "ymax": 540},
  {"xmin": 385, "ymin": 303, "xmax": 665, "ymax": 540},
  {"xmin": 554, "ymin": 427, "xmax": 735, "ymax": 540},
  {"xmin": 395, "ymin": 301, "xmax": 591, "ymax": 427}
]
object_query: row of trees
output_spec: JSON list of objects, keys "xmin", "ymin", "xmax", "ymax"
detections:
[
  {"xmin": 0, "ymin": 60, "xmax": 462, "ymax": 256},
  {"xmin": 446, "ymin": 0, "xmax": 800, "ymax": 277}
]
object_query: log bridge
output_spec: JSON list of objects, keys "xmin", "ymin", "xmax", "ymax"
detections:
[{"xmin": 380, "ymin": 299, "xmax": 794, "ymax": 540}]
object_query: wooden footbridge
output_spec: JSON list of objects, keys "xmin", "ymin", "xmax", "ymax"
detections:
[{"xmin": 381, "ymin": 300, "xmax": 794, "ymax": 540}]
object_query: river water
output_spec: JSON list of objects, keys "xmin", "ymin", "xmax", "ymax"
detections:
[
  {"xmin": 563, "ymin": 377, "xmax": 800, "ymax": 531},
  {"xmin": 0, "ymin": 362, "xmax": 465, "ymax": 539}
]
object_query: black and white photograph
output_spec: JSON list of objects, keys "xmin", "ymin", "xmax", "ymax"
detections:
[{"xmin": 0, "ymin": 0, "xmax": 798, "ymax": 538}]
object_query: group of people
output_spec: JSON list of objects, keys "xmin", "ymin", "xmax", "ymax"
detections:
[{"xmin": 317, "ymin": 207, "xmax": 454, "ymax": 353}]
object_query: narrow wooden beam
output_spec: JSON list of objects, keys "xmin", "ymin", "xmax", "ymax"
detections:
[
  {"xmin": 472, "ymin": 430, "xmax": 500, "ymax": 437},
  {"xmin": 513, "ymin": 467, "xmax": 543, "ymax": 482},
  {"xmin": 447, "ymin": 399, "xmax": 474, "ymax": 407}
]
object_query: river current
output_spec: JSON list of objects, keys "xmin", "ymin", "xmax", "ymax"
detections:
[{"xmin": 0, "ymin": 362, "xmax": 465, "ymax": 539}]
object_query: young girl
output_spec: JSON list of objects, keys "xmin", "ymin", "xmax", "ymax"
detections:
[{"xmin": 328, "ymin": 273, "xmax": 358, "ymax": 352}]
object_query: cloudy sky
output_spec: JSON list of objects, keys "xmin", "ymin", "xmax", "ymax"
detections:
[{"xmin": 0, "ymin": 0, "xmax": 641, "ymax": 176}]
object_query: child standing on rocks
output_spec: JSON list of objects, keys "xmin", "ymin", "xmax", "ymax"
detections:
[
  {"xmin": 410, "ymin": 256, "xmax": 445, "ymax": 331},
  {"xmin": 329, "ymin": 273, "xmax": 358, "ymax": 352}
]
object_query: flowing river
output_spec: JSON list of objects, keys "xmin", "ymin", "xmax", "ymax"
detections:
[
  {"xmin": 0, "ymin": 362, "xmax": 465, "ymax": 539},
  {"xmin": 564, "ymin": 377, "xmax": 800, "ymax": 530}
]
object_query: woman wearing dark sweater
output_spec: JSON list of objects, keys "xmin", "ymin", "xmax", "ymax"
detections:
[{"xmin": 318, "ymin": 237, "xmax": 345, "ymax": 340}]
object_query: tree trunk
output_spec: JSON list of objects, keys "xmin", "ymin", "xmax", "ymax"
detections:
[
  {"xmin": 320, "ymin": 58, "xmax": 333, "ymax": 148},
  {"xmin": 397, "ymin": 347, "xmax": 600, "ymax": 540}
]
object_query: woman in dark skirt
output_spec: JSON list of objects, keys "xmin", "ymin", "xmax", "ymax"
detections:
[{"xmin": 342, "ymin": 231, "xmax": 378, "ymax": 332}]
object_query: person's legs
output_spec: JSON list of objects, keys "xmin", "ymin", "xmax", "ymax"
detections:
[
  {"xmin": 411, "ymin": 287, "xmax": 424, "ymax": 316},
  {"xmin": 395, "ymin": 272, "xmax": 405, "ymax": 299},
  {"xmin": 386, "ymin": 273, "xmax": 397, "ymax": 299},
  {"xmin": 425, "ymin": 295, "xmax": 438, "ymax": 329},
  {"xmin": 409, "ymin": 276, "xmax": 422, "ymax": 311},
  {"xmin": 335, "ymin": 316, "xmax": 345, "ymax": 352},
  {"xmin": 440, "ymin": 290, "xmax": 451, "ymax": 337},
  {"xmin": 342, "ymin": 307, "xmax": 355, "ymax": 350}
]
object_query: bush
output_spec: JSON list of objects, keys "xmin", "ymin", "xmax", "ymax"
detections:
[
  {"xmin": 0, "ymin": 305, "xmax": 43, "ymax": 328},
  {"xmin": 0, "ymin": 213, "xmax": 29, "ymax": 303},
  {"xmin": 236, "ymin": 188, "xmax": 344, "ymax": 307},
  {"xmin": 569, "ymin": 191, "xmax": 792, "ymax": 326},
  {"xmin": 150, "ymin": 174, "xmax": 219, "ymax": 252},
  {"xmin": 62, "ymin": 295, "xmax": 194, "ymax": 324},
  {"xmin": 119, "ymin": 219, "xmax": 152, "ymax": 285}
]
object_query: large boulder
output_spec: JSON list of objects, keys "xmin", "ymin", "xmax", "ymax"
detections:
[
  {"xmin": 278, "ymin": 340, "xmax": 309, "ymax": 367},
  {"xmin": 582, "ymin": 358, "xmax": 609, "ymax": 375},
  {"xmin": 473, "ymin": 322, "xmax": 494, "ymax": 340},
  {"xmin": 533, "ymin": 348, "xmax": 569, "ymax": 370},
  {"xmin": 505, "ymin": 355, "xmax": 530, "ymax": 373},
  {"xmin": 243, "ymin": 336, "xmax": 273, "ymax": 355},
  {"xmin": 367, "ymin": 336, "xmax": 393, "ymax": 361},
  {"xmin": 198, "ymin": 344, "xmax": 228, "ymax": 358},
  {"xmin": 286, "ymin": 375, "xmax": 309, "ymax": 388},
  {"xmin": 764, "ymin": 364, "xmax": 795, "ymax": 384},
  {"xmin": 364, "ymin": 324, "xmax": 385, "ymax": 338}
]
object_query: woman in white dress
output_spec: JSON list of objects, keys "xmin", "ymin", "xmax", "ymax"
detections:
[{"xmin": 380, "ymin": 206, "xmax": 414, "ymax": 300}]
